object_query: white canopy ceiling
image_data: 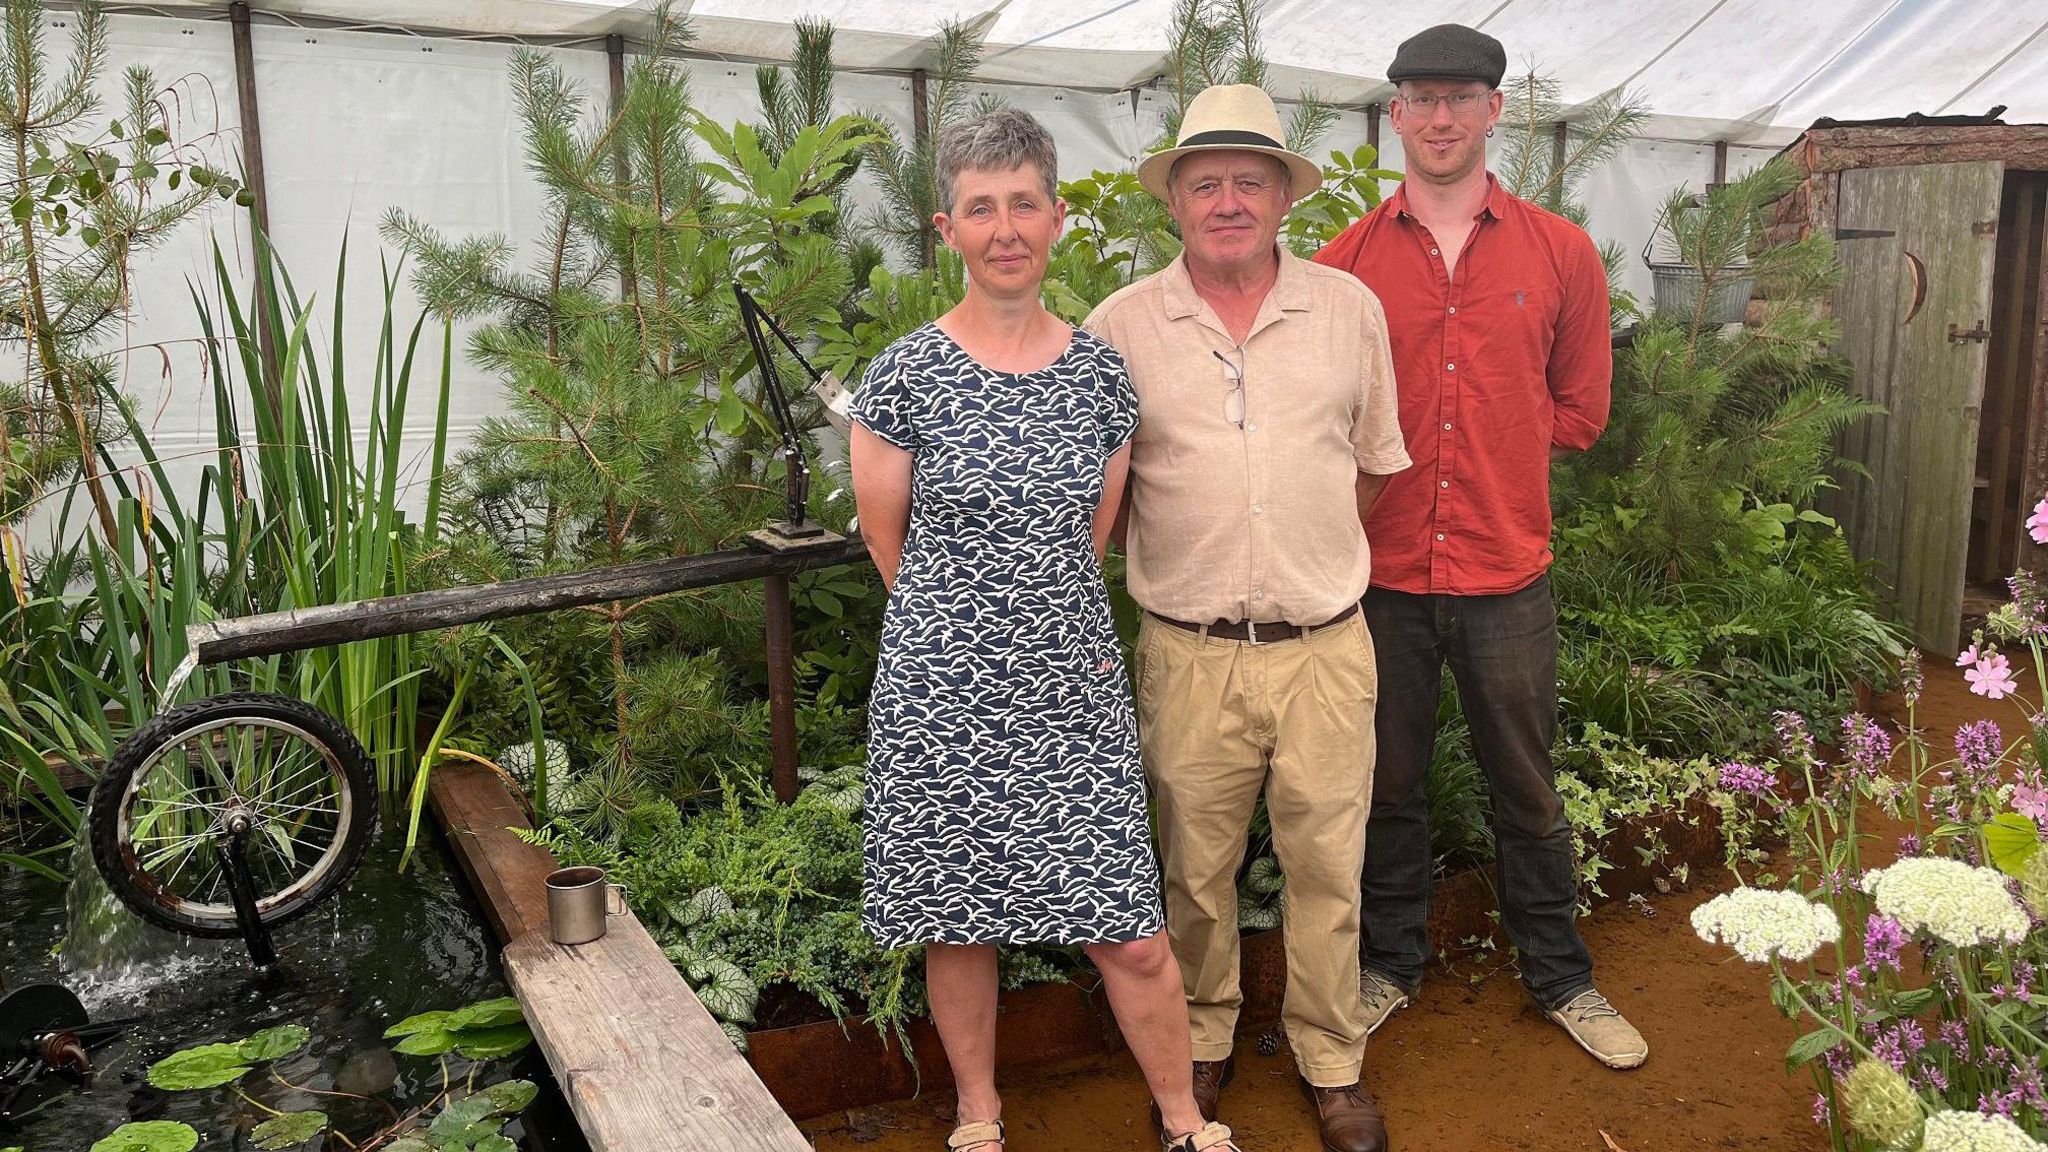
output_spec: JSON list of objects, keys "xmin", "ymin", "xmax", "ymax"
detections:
[{"xmin": 114, "ymin": 0, "xmax": 2048, "ymax": 143}]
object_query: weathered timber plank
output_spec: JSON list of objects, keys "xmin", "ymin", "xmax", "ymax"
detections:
[
  {"xmin": 428, "ymin": 761, "xmax": 557, "ymax": 944},
  {"xmin": 1803, "ymin": 126, "xmax": 2048, "ymax": 174},
  {"xmin": 1827, "ymin": 172, "xmax": 1904, "ymax": 558},
  {"xmin": 1980, "ymin": 175, "xmax": 2041, "ymax": 581},
  {"xmin": 189, "ymin": 536, "xmax": 868, "ymax": 664},
  {"xmin": 505, "ymin": 915, "xmax": 812, "ymax": 1152}
]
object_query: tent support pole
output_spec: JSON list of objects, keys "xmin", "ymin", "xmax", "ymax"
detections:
[
  {"xmin": 1367, "ymin": 102, "xmax": 1381, "ymax": 153},
  {"xmin": 911, "ymin": 68, "xmax": 933, "ymax": 269},
  {"xmin": 608, "ymin": 33, "xmax": 635, "ymax": 301},
  {"xmin": 229, "ymin": 1, "xmax": 281, "ymax": 418},
  {"xmin": 1713, "ymin": 139, "xmax": 1729, "ymax": 187}
]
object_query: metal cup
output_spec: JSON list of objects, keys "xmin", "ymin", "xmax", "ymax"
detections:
[{"xmin": 545, "ymin": 865, "xmax": 627, "ymax": 946}]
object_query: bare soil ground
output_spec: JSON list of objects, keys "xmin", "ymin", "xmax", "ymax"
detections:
[{"xmin": 807, "ymin": 656, "xmax": 2039, "ymax": 1152}]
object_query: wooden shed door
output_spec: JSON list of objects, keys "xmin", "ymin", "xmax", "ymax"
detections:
[{"xmin": 1832, "ymin": 161, "xmax": 2002, "ymax": 656}]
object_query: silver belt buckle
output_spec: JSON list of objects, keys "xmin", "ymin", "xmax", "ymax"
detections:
[{"xmin": 1246, "ymin": 619, "xmax": 1259, "ymax": 645}]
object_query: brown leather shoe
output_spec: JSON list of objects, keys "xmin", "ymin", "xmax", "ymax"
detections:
[
  {"xmin": 1298, "ymin": 1077, "xmax": 1389, "ymax": 1152},
  {"xmin": 1149, "ymin": 1057, "xmax": 1234, "ymax": 1145}
]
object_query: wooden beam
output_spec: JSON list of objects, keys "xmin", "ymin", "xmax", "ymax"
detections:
[
  {"xmin": 2025, "ymin": 175, "xmax": 2048, "ymax": 574},
  {"xmin": 187, "ymin": 537, "xmax": 869, "ymax": 664},
  {"xmin": 430, "ymin": 760, "xmax": 809, "ymax": 1151},
  {"xmin": 506, "ymin": 916, "xmax": 813, "ymax": 1152},
  {"xmin": 1713, "ymin": 139, "xmax": 1729, "ymax": 187},
  {"xmin": 1800, "ymin": 125, "xmax": 2048, "ymax": 174},
  {"xmin": 228, "ymin": 1, "xmax": 281, "ymax": 418},
  {"xmin": 1366, "ymin": 102, "xmax": 1381, "ymax": 153},
  {"xmin": 429, "ymin": 761, "xmax": 557, "ymax": 945}
]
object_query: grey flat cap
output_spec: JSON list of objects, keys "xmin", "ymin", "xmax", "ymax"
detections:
[{"xmin": 1387, "ymin": 23, "xmax": 1506, "ymax": 88}]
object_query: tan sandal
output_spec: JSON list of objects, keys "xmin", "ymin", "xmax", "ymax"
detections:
[
  {"xmin": 947, "ymin": 1118, "xmax": 1004, "ymax": 1151},
  {"xmin": 1163, "ymin": 1120, "xmax": 1241, "ymax": 1152}
]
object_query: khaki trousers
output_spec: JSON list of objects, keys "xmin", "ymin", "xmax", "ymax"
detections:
[{"xmin": 1133, "ymin": 611, "xmax": 1377, "ymax": 1086}]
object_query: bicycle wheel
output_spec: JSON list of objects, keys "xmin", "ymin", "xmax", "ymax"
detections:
[{"xmin": 89, "ymin": 693, "xmax": 377, "ymax": 939}]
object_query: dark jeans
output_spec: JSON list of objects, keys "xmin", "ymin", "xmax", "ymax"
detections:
[{"xmin": 1360, "ymin": 575, "xmax": 1593, "ymax": 1010}]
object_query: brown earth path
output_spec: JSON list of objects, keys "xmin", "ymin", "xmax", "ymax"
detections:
[{"xmin": 807, "ymin": 654, "xmax": 2041, "ymax": 1152}]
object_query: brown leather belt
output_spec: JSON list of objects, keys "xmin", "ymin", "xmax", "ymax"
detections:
[{"xmin": 1151, "ymin": 602, "xmax": 1360, "ymax": 645}]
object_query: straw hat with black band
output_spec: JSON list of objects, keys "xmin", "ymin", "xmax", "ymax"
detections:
[{"xmin": 1135, "ymin": 84, "xmax": 1322, "ymax": 203}]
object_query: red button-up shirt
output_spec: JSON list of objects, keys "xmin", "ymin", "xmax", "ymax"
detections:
[{"xmin": 1313, "ymin": 175, "xmax": 1612, "ymax": 595}]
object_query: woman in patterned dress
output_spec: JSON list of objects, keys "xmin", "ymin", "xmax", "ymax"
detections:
[{"xmin": 849, "ymin": 110, "xmax": 1242, "ymax": 1152}]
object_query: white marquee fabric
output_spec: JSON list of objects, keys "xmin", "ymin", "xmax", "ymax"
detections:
[{"xmin": 23, "ymin": 1, "xmax": 2044, "ymax": 542}]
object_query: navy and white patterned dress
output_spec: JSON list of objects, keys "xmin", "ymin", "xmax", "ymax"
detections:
[{"xmin": 852, "ymin": 323, "xmax": 1164, "ymax": 949}]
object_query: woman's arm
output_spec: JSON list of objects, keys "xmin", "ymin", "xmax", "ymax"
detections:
[
  {"xmin": 1092, "ymin": 443, "xmax": 1133, "ymax": 564},
  {"xmin": 851, "ymin": 423, "xmax": 914, "ymax": 591}
]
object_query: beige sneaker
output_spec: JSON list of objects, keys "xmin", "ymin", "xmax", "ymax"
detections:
[
  {"xmin": 1546, "ymin": 989, "xmax": 1648, "ymax": 1069},
  {"xmin": 1358, "ymin": 969, "xmax": 1410, "ymax": 1035}
]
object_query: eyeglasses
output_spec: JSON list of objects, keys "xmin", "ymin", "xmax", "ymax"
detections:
[
  {"xmin": 1213, "ymin": 348, "xmax": 1246, "ymax": 429},
  {"xmin": 1398, "ymin": 90, "xmax": 1492, "ymax": 115},
  {"xmin": 1183, "ymin": 176, "xmax": 1277, "ymax": 202}
]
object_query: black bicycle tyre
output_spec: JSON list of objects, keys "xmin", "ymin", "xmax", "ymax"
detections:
[{"xmin": 88, "ymin": 692, "xmax": 378, "ymax": 939}]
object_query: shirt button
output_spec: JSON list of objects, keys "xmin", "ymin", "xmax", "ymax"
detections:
[
  {"xmin": 1448, "ymin": 306, "xmax": 1457, "ymax": 314},
  {"xmin": 1252, "ymin": 589, "xmax": 1265, "ymax": 601},
  {"xmin": 1246, "ymin": 422, "xmax": 1257, "ymax": 432},
  {"xmin": 1440, "ymin": 480, "xmax": 1449, "ymax": 488},
  {"xmin": 1443, "ymin": 422, "xmax": 1453, "ymax": 431},
  {"xmin": 1446, "ymin": 363, "xmax": 1456, "ymax": 372},
  {"xmin": 1430, "ymin": 248, "xmax": 1439, "ymax": 256},
  {"xmin": 1436, "ymin": 533, "xmax": 1446, "ymax": 541},
  {"xmin": 1252, "ymin": 504, "xmax": 1264, "ymax": 515}
]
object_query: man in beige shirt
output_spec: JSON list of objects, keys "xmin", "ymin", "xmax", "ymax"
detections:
[{"xmin": 1085, "ymin": 85, "xmax": 1409, "ymax": 1152}]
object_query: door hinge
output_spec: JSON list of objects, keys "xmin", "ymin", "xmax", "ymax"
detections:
[{"xmin": 1948, "ymin": 320, "xmax": 1992, "ymax": 343}]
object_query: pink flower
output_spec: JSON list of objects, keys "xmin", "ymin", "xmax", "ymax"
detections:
[
  {"xmin": 2029, "ymin": 493, "xmax": 2048, "ymax": 545},
  {"xmin": 1957, "ymin": 642, "xmax": 1981, "ymax": 668},
  {"xmin": 2012, "ymin": 779, "xmax": 2048, "ymax": 825},
  {"xmin": 1966, "ymin": 652, "xmax": 2020, "ymax": 700}
]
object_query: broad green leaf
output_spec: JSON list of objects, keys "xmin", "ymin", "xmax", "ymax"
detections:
[
  {"xmin": 384, "ymin": 1010, "xmax": 452, "ymax": 1038},
  {"xmin": 1984, "ymin": 812, "xmax": 2040, "ymax": 876},
  {"xmin": 482, "ymin": 1078, "xmax": 539, "ymax": 1114},
  {"xmin": 384, "ymin": 1139, "xmax": 433, "ymax": 1152},
  {"xmin": 446, "ymin": 997, "xmax": 524, "ymax": 1031},
  {"xmin": 452, "ymin": 1022, "xmax": 534, "ymax": 1060},
  {"xmin": 473, "ymin": 1137, "xmax": 518, "ymax": 1152},
  {"xmin": 429, "ymin": 1095, "xmax": 499, "ymax": 1143},
  {"xmin": 1783, "ymin": 1027, "xmax": 1839, "ymax": 1073},
  {"xmin": 251, "ymin": 1110, "xmax": 328, "ymax": 1149},
  {"xmin": 148, "ymin": 1042, "xmax": 252, "ymax": 1089},
  {"xmin": 715, "ymin": 389, "xmax": 745, "ymax": 436},
  {"xmin": 392, "ymin": 1027, "xmax": 458, "ymax": 1057},
  {"xmin": 239, "ymin": 1024, "xmax": 312, "ymax": 1063},
  {"xmin": 90, "ymin": 1121, "xmax": 199, "ymax": 1152}
]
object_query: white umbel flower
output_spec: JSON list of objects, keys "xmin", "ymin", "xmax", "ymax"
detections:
[
  {"xmin": 1921, "ymin": 1109, "xmax": 2048, "ymax": 1152},
  {"xmin": 1690, "ymin": 887, "xmax": 1840, "ymax": 963},
  {"xmin": 1859, "ymin": 858, "xmax": 2030, "ymax": 949}
]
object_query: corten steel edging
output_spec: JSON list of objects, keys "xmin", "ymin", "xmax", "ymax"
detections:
[{"xmin": 185, "ymin": 536, "xmax": 869, "ymax": 665}]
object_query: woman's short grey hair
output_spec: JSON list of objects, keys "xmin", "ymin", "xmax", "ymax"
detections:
[{"xmin": 936, "ymin": 108, "xmax": 1059, "ymax": 213}]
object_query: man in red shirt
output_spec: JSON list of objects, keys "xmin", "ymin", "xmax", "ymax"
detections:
[{"xmin": 1314, "ymin": 23, "xmax": 1647, "ymax": 1070}]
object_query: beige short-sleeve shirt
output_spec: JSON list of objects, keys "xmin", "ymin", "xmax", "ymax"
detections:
[{"xmin": 1083, "ymin": 247, "xmax": 1410, "ymax": 625}]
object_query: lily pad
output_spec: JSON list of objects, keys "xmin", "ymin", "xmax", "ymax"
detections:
[
  {"xmin": 446, "ymin": 997, "xmax": 524, "ymax": 1031},
  {"xmin": 481, "ymin": 1078, "xmax": 539, "ymax": 1114},
  {"xmin": 239, "ymin": 1025, "xmax": 312, "ymax": 1063},
  {"xmin": 452, "ymin": 1023, "xmax": 533, "ymax": 1060},
  {"xmin": 250, "ymin": 1110, "xmax": 328, "ymax": 1149},
  {"xmin": 148, "ymin": 1042, "xmax": 252, "ymax": 1090},
  {"xmin": 383, "ymin": 1010, "xmax": 452, "ymax": 1038},
  {"xmin": 89, "ymin": 1121, "xmax": 200, "ymax": 1152},
  {"xmin": 383, "ymin": 1138, "xmax": 433, "ymax": 1152},
  {"xmin": 428, "ymin": 1095, "xmax": 499, "ymax": 1143},
  {"xmin": 392, "ymin": 1027, "xmax": 459, "ymax": 1057}
]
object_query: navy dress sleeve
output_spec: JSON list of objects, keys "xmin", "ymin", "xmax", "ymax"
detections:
[
  {"xmin": 1097, "ymin": 344, "xmax": 1139, "ymax": 462},
  {"xmin": 849, "ymin": 345, "xmax": 919, "ymax": 450}
]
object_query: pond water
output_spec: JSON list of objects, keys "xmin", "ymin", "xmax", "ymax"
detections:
[{"xmin": 0, "ymin": 820, "xmax": 582, "ymax": 1151}]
